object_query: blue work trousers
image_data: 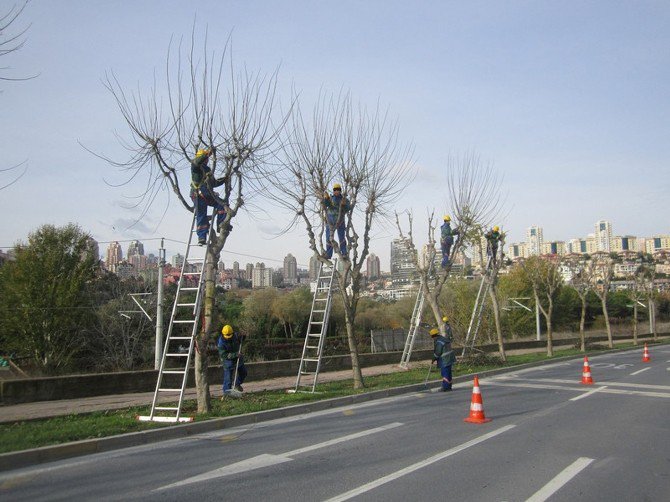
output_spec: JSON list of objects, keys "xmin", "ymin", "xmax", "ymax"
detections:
[
  {"xmin": 223, "ymin": 357, "xmax": 247, "ymax": 392},
  {"xmin": 191, "ymin": 187, "xmax": 226, "ymax": 240},
  {"xmin": 325, "ymin": 222, "xmax": 347, "ymax": 258},
  {"xmin": 438, "ymin": 360, "xmax": 453, "ymax": 390},
  {"xmin": 441, "ymin": 238, "xmax": 453, "ymax": 267}
]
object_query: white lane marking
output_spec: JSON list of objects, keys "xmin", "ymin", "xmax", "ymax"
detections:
[
  {"xmin": 630, "ymin": 367, "xmax": 651, "ymax": 376},
  {"xmin": 323, "ymin": 425, "xmax": 516, "ymax": 502},
  {"xmin": 525, "ymin": 457, "xmax": 594, "ymax": 502},
  {"xmin": 488, "ymin": 381, "xmax": 670, "ymax": 399},
  {"xmin": 570, "ymin": 386, "xmax": 608, "ymax": 401},
  {"xmin": 535, "ymin": 378, "xmax": 670, "ymax": 391},
  {"xmin": 155, "ymin": 422, "xmax": 403, "ymax": 491}
]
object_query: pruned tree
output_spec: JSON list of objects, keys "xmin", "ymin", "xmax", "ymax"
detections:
[
  {"xmin": 268, "ymin": 92, "xmax": 414, "ymax": 388},
  {"xmin": 590, "ymin": 252, "xmax": 615, "ymax": 348},
  {"xmin": 637, "ymin": 257, "xmax": 657, "ymax": 340},
  {"xmin": 563, "ymin": 253, "xmax": 594, "ymax": 352},
  {"xmin": 520, "ymin": 255, "xmax": 563, "ymax": 356},
  {"xmin": 98, "ymin": 30, "xmax": 285, "ymax": 413},
  {"xmin": 628, "ymin": 260, "xmax": 655, "ymax": 345},
  {"xmin": 395, "ymin": 155, "xmax": 504, "ymax": 355}
]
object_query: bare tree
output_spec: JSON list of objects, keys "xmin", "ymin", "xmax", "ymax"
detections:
[
  {"xmin": 268, "ymin": 92, "xmax": 414, "ymax": 388},
  {"xmin": 590, "ymin": 252, "xmax": 615, "ymax": 349},
  {"xmin": 0, "ymin": 1, "xmax": 34, "ymax": 83},
  {"xmin": 563, "ymin": 253, "xmax": 594, "ymax": 352},
  {"xmin": 395, "ymin": 155, "xmax": 504, "ymax": 353},
  {"xmin": 1, "ymin": 2, "xmax": 34, "ymax": 189},
  {"xmin": 520, "ymin": 255, "xmax": 563, "ymax": 356},
  {"xmin": 99, "ymin": 31, "xmax": 284, "ymax": 413},
  {"xmin": 637, "ymin": 257, "xmax": 657, "ymax": 340},
  {"xmin": 629, "ymin": 259, "xmax": 654, "ymax": 345}
]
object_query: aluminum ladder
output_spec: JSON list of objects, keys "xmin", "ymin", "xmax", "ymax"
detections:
[
  {"xmin": 399, "ymin": 285, "xmax": 425, "ymax": 368},
  {"xmin": 138, "ymin": 211, "xmax": 214, "ymax": 422},
  {"xmin": 461, "ymin": 256, "xmax": 495, "ymax": 357},
  {"xmin": 292, "ymin": 258, "xmax": 338, "ymax": 393}
]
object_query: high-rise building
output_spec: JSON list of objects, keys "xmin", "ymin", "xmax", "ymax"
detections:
[
  {"xmin": 645, "ymin": 235, "xmax": 670, "ymax": 254},
  {"xmin": 309, "ymin": 255, "xmax": 320, "ymax": 281},
  {"xmin": 252, "ymin": 262, "xmax": 273, "ymax": 288},
  {"xmin": 366, "ymin": 253, "xmax": 381, "ymax": 279},
  {"xmin": 611, "ymin": 236, "xmax": 638, "ymax": 253},
  {"xmin": 172, "ymin": 253, "xmax": 184, "ymax": 268},
  {"xmin": 105, "ymin": 241, "xmax": 123, "ymax": 272},
  {"xmin": 245, "ymin": 263, "xmax": 254, "ymax": 281},
  {"xmin": 526, "ymin": 226, "xmax": 543, "ymax": 256},
  {"xmin": 233, "ymin": 261, "xmax": 240, "ymax": 278},
  {"xmin": 595, "ymin": 220, "xmax": 612, "ymax": 252},
  {"xmin": 127, "ymin": 240, "xmax": 144, "ymax": 258},
  {"xmin": 283, "ymin": 253, "xmax": 298, "ymax": 284},
  {"xmin": 508, "ymin": 242, "xmax": 527, "ymax": 260},
  {"xmin": 129, "ymin": 253, "xmax": 148, "ymax": 272},
  {"xmin": 390, "ymin": 238, "xmax": 416, "ymax": 286},
  {"xmin": 87, "ymin": 238, "xmax": 100, "ymax": 263},
  {"xmin": 541, "ymin": 241, "xmax": 566, "ymax": 256}
]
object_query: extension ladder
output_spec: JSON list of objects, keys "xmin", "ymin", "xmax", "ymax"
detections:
[
  {"xmin": 138, "ymin": 211, "xmax": 214, "ymax": 422},
  {"xmin": 461, "ymin": 256, "xmax": 494, "ymax": 357},
  {"xmin": 292, "ymin": 258, "xmax": 338, "ymax": 393},
  {"xmin": 399, "ymin": 285, "xmax": 425, "ymax": 368}
]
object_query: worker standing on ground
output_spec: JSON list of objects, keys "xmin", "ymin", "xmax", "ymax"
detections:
[
  {"xmin": 485, "ymin": 226, "xmax": 502, "ymax": 267},
  {"xmin": 430, "ymin": 320, "xmax": 455, "ymax": 391},
  {"xmin": 190, "ymin": 148, "xmax": 229, "ymax": 246},
  {"xmin": 217, "ymin": 325, "xmax": 247, "ymax": 396},
  {"xmin": 322, "ymin": 183, "xmax": 350, "ymax": 259},
  {"xmin": 440, "ymin": 215, "xmax": 459, "ymax": 267}
]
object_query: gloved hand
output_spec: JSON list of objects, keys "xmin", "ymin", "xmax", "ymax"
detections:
[{"xmin": 227, "ymin": 352, "xmax": 238, "ymax": 360}]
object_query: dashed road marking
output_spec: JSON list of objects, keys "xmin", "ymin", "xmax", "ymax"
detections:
[
  {"xmin": 630, "ymin": 367, "xmax": 651, "ymax": 376},
  {"xmin": 526, "ymin": 457, "xmax": 594, "ymax": 502}
]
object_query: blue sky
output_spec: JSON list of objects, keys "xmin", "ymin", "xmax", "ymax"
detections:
[{"xmin": 1, "ymin": 1, "xmax": 668, "ymax": 270}]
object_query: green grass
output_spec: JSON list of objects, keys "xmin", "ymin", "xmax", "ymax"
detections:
[{"xmin": 1, "ymin": 340, "xmax": 666, "ymax": 455}]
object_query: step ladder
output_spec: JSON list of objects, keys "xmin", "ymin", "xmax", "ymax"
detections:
[
  {"xmin": 138, "ymin": 211, "xmax": 214, "ymax": 422},
  {"xmin": 399, "ymin": 285, "xmax": 425, "ymax": 368},
  {"xmin": 292, "ymin": 258, "xmax": 338, "ymax": 393},
  {"xmin": 461, "ymin": 256, "xmax": 495, "ymax": 357}
]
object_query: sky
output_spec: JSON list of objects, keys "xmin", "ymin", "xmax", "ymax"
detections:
[{"xmin": 1, "ymin": 1, "xmax": 669, "ymax": 271}]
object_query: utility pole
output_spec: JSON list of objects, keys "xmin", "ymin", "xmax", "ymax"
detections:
[{"xmin": 155, "ymin": 238, "xmax": 165, "ymax": 369}]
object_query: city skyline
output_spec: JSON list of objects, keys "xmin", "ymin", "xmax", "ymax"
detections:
[{"xmin": 2, "ymin": 2, "xmax": 669, "ymax": 270}]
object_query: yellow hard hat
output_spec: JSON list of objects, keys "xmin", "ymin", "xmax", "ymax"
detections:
[
  {"xmin": 196, "ymin": 148, "xmax": 211, "ymax": 158},
  {"xmin": 222, "ymin": 324, "xmax": 234, "ymax": 339},
  {"xmin": 442, "ymin": 316, "xmax": 449, "ymax": 322},
  {"xmin": 493, "ymin": 225, "xmax": 500, "ymax": 232},
  {"xmin": 333, "ymin": 183, "xmax": 342, "ymax": 190},
  {"xmin": 429, "ymin": 328, "xmax": 439, "ymax": 336},
  {"xmin": 443, "ymin": 215, "xmax": 451, "ymax": 222}
]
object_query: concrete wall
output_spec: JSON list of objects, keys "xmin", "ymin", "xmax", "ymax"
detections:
[{"xmin": 0, "ymin": 333, "xmax": 659, "ymax": 405}]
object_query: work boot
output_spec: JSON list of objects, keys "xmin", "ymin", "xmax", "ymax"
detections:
[
  {"xmin": 198, "ymin": 238, "xmax": 207, "ymax": 246},
  {"xmin": 234, "ymin": 385, "xmax": 243, "ymax": 392}
]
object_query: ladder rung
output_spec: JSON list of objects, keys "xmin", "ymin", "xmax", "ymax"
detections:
[
  {"xmin": 177, "ymin": 303, "xmax": 196, "ymax": 307},
  {"xmin": 303, "ymin": 358, "xmax": 319, "ymax": 362},
  {"xmin": 314, "ymin": 298, "xmax": 327, "ymax": 301},
  {"xmin": 183, "ymin": 272, "xmax": 200, "ymax": 276},
  {"xmin": 173, "ymin": 320, "xmax": 196, "ymax": 324},
  {"xmin": 166, "ymin": 353, "xmax": 189, "ymax": 357},
  {"xmin": 181, "ymin": 287, "xmax": 200, "ymax": 292},
  {"xmin": 308, "ymin": 333, "xmax": 322, "ymax": 337},
  {"xmin": 163, "ymin": 370, "xmax": 186, "ymax": 374},
  {"xmin": 158, "ymin": 388, "xmax": 182, "ymax": 392},
  {"xmin": 306, "ymin": 345, "xmax": 319, "ymax": 349},
  {"xmin": 155, "ymin": 406, "xmax": 180, "ymax": 411},
  {"xmin": 300, "ymin": 371, "xmax": 316, "ymax": 375},
  {"xmin": 311, "ymin": 321, "xmax": 324, "ymax": 325},
  {"xmin": 169, "ymin": 336, "xmax": 192, "ymax": 340}
]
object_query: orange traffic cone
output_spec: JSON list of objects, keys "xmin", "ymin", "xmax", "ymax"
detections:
[
  {"xmin": 464, "ymin": 376, "xmax": 492, "ymax": 423},
  {"xmin": 581, "ymin": 356, "xmax": 594, "ymax": 385},
  {"xmin": 642, "ymin": 343, "xmax": 651, "ymax": 363}
]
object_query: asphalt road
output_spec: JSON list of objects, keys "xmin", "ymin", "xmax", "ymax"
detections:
[{"xmin": 1, "ymin": 347, "xmax": 668, "ymax": 501}]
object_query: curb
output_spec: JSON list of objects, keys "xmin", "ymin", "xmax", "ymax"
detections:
[{"xmin": 0, "ymin": 347, "xmax": 648, "ymax": 472}]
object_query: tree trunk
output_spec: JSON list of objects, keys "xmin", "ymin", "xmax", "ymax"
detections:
[
  {"xmin": 343, "ymin": 303, "xmax": 364, "ymax": 389},
  {"xmin": 602, "ymin": 296, "xmax": 613, "ymax": 348},
  {"xmin": 632, "ymin": 302, "xmax": 638, "ymax": 345},
  {"xmin": 488, "ymin": 285, "xmax": 506, "ymax": 362},
  {"xmin": 545, "ymin": 296, "xmax": 554, "ymax": 357},
  {"xmin": 579, "ymin": 299, "xmax": 586, "ymax": 352},
  {"xmin": 195, "ymin": 250, "xmax": 216, "ymax": 414}
]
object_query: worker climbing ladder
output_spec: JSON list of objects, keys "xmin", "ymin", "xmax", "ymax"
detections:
[
  {"xmin": 399, "ymin": 285, "xmax": 425, "ymax": 368},
  {"xmin": 292, "ymin": 258, "xmax": 338, "ymax": 393},
  {"xmin": 138, "ymin": 212, "xmax": 214, "ymax": 423}
]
